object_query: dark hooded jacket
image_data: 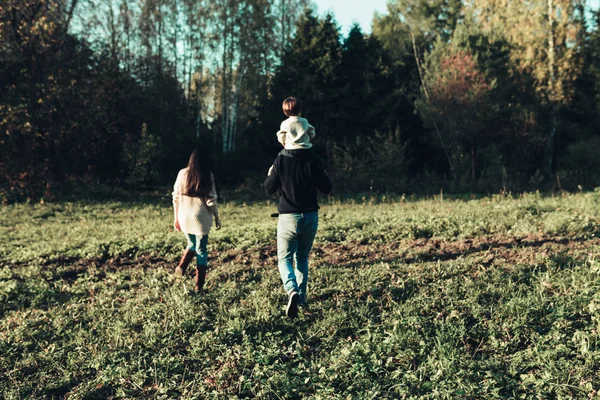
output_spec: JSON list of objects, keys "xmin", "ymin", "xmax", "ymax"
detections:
[{"xmin": 264, "ymin": 149, "xmax": 332, "ymax": 214}]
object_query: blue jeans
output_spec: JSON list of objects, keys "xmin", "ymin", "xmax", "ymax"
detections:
[
  {"xmin": 184, "ymin": 233, "xmax": 209, "ymax": 266},
  {"xmin": 277, "ymin": 212, "xmax": 319, "ymax": 302}
]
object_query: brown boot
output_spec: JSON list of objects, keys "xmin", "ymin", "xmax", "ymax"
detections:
[
  {"xmin": 195, "ymin": 265, "xmax": 207, "ymax": 292},
  {"xmin": 174, "ymin": 249, "xmax": 196, "ymax": 277}
]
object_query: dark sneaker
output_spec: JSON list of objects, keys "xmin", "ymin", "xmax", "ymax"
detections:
[
  {"xmin": 286, "ymin": 291, "xmax": 299, "ymax": 319},
  {"xmin": 298, "ymin": 293, "xmax": 306, "ymax": 307}
]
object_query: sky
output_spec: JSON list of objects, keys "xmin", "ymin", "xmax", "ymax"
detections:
[{"xmin": 312, "ymin": 0, "xmax": 390, "ymax": 35}]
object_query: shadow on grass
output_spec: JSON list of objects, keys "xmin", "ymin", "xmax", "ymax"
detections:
[
  {"xmin": 1, "ymin": 254, "xmax": 173, "ymax": 318},
  {"xmin": 3, "ymin": 234, "xmax": 590, "ymax": 320},
  {"xmin": 314, "ymin": 235, "xmax": 595, "ymax": 272},
  {"xmin": 44, "ymin": 379, "xmax": 81, "ymax": 399}
]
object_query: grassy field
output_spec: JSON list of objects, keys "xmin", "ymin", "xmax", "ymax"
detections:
[{"xmin": 2, "ymin": 191, "xmax": 600, "ymax": 399}]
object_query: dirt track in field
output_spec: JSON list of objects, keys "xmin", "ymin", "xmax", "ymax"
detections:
[{"xmin": 25, "ymin": 234, "xmax": 600, "ymax": 283}]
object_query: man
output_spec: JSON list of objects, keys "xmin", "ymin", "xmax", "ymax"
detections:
[{"xmin": 264, "ymin": 145, "xmax": 332, "ymax": 319}]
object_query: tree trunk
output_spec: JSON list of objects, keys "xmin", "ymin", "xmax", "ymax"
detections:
[
  {"xmin": 228, "ymin": 66, "xmax": 246, "ymax": 153},
  {"xmin": 108, "ymin": 0, "xmax": 118, "ymax": 60},
  {"xmin": 410, "ymin": 30, "xmax": 454, "ymax": 175},
  {"xmin": 544, "ymin": 0, "xmax": 558, "ymax": 177},
  {"xmin": 64, "ymin": 0, "xmax": 79, "ymax": 32},
  {"xmin": 221, "ymin": 15, "xmax": 229, "ymax": 154},
  {"xmin": 280, "ymin": 0, "xmax": 286, "ymax": 57},
  {"xmin": 121, "ymin": 0, "xmax": 131, "ymax": 72},
  {"xmin": 471, "ymin": 143, "xmax": 476, "ymax": 185}
]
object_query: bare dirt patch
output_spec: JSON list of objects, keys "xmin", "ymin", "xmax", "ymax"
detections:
[{"xmin": 10, "ymin": 234, "xmax": 600, "ymax": 281}]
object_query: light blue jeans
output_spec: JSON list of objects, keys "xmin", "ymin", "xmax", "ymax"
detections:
[
  {"xmin": 184, "ymin": 233, "xmax": 209, "ymax": 266},
  {"xmin": 277, "ymin": 212, "xmax": 319, "ymax": 303}
]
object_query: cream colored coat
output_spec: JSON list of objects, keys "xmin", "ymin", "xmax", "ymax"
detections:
[{"xmin": 172, "ymin": 168, "xmax": 217, "ymax": 236}]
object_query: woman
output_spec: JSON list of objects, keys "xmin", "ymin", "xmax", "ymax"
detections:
[{"xmin": 172, "ymin": 148, "xmax": 221, "ymax": 292}]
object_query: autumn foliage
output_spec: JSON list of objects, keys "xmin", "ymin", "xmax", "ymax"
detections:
[{"xmin": 430, "ymin": 51, "xmax": 491, "ymax": 114}]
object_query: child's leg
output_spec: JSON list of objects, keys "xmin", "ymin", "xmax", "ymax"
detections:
[
  {"xmin": 295, "ymin": 212, "xmax": 319, "ymax": 304},
  {"xmin": 175, "ymin": 233, "xmax": 197, "ymax": 276},
  {"xmin": 185, "ymin": 233, "xmax": 197, "ymax": 252},
  {"xmin": 196, "ymin": 235, "xmax": 209, "ymax": 266},
  {"xmin": 277, "ymin": 214, "xmax": 301, "ymax": 294},
  {"xmin": 194, "ymin": 235, "xmax": 209, "ymax": 292}
]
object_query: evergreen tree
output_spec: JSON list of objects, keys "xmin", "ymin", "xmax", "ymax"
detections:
[
  {"xmin": 265, "ymin": 10, "xmax": 343, "ymax": 146},
  {"xmin": 339, "ymin": 24, "xmax": 418, "ymax": 166},
  {"xmin": 339, "ymin": 25, "xmax": 376, "ymax": 140}
]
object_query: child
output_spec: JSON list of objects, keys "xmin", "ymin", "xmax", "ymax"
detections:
[
  {"xmin": 276, "ymin": 97, "xmax": 315, "ymax": 150},
  {"xmin": 172, "ymin": 148, "xmax": 221, "ymax": 292},
  {"xmin": 265, "ymin": 110, "xmax": 332, "ymax": 318}
]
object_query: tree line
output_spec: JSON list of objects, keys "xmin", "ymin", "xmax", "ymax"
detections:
[{"xmin": 1, "ymin": 0, "xmax": 600, "ymax": 202}]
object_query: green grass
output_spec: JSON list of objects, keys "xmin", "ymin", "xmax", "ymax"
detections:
[{"xmin": 1, "ymin": 191, "xmax": 600, "ymax": 398}]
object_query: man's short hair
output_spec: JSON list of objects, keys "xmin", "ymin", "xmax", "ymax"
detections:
[{"xmin": 282, "ymin": 97, "xmax": 301, "ymax": 116}]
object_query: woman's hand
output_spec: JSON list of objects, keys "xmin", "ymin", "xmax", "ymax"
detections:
[{"xmin": 174, "ymin": 220, "xmax": 181, "ymax": 231}]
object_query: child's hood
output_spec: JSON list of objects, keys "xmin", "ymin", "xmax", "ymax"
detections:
[{"xmin": 283, "ymin": 116, "xmax": 310, "ymax": 127}]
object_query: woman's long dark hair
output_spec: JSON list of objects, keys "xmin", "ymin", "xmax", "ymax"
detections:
[{"xmin": 184, "ymin": 148, "xmax": 215, "ymax": 201}]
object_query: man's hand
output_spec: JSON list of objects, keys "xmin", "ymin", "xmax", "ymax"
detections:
[
  {"xmin": 215, "ymin": 218, "xmax": 221, "ymax": 230},
  {"xmin": 268, "ymin": 165, "xmax": 274, "ymax": 176}
]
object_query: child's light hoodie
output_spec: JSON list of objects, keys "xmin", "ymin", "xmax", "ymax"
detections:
[{"xmin": 277, "ymin": 116, "xmax": 315, "ymax": 150}]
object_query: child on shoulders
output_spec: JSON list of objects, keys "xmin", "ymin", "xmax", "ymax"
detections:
[{"xmin": 276, "ymin": 97, "xmax": 315, "ymax": 150}]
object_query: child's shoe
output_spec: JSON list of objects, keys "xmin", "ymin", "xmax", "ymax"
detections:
[
  {"xmin": 174, "ymin": 249, "xmax": 196, "ymax": 277},
  {"xmin": 286, "ymin": 291, "xmax": 299, "ymax": 319},
  {"xmin": 195, "ymin": 265, "xmax": 207, "ymax": 292}
]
